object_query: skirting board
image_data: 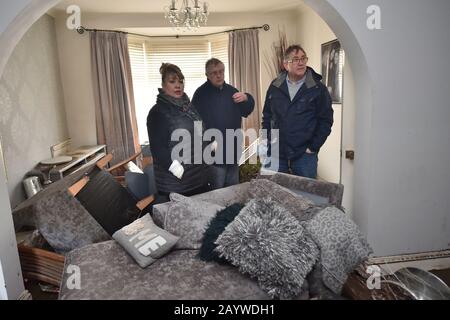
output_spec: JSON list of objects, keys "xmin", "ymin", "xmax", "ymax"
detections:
[{"xmin": 368, "ymin": 250, "xmax": 450, "ymax": 276}]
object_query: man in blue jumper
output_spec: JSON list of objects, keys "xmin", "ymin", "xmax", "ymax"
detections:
[
  {"xmin": 261, "ymin": 45, "xmax": 333, "ymax": 179},
  {"xmin": 192, "ymin": 58, "xmax": 255, "ymax": 189}
]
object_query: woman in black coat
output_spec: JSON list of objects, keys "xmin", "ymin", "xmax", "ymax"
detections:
[{"xmin": 147, "ymin": 63, "xmax": 209, "ymax": 199}]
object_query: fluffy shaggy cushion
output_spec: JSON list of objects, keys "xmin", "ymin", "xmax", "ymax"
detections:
[
  {"xmin": 199, "ymin": 203, "xmax": 244, "ymax": 264},
  {"xmin": 215, "ymin": 197, "xmax": 319, "ymax": 299},
  {"xmin": 113, "ymin": 214, "xmax": 179, "ymax": 268},
  {"xmin": 248, "ymin": 179, "xmax": 316, "ymax": 221},
  {"xmin": 34, "ymin": 190, "xmax": 110, "ymax": 253},
  {"xmin": 162, "ymin": 193, "xmax": 224, "ymax": 249},
  {"xmin": 301, "ymin": 206, "xmax": 373, "ymax": 294}
]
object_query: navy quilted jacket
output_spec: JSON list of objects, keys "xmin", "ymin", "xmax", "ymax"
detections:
[{"xmin": 262, "ymin": 67, "xmax": 333, "ymax": 160}]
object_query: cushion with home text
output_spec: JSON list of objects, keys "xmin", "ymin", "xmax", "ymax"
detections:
[{"xmin": 113, "ymin": 214, "xmax": 179, "ymax": 268}]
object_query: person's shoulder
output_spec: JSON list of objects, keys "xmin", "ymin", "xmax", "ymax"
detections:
[
  {"xmin": 224, "ymin": 82, "xmax": 239, "ymax": 93},
  {"xmin": 147, "ymin": 103, "xmax": 165, "ymax": 119},
  {"xmin": 194, "ymin": 81, "xmax": 209, "ymax": 93},
  {"xmin": 269, "ymin": 72, "xmax": 287, "ymax": 89}
]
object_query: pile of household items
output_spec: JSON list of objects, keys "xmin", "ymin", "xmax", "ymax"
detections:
[{"xmin": 14, "ymin": 155, "xmax": 448, "ymax": 300}]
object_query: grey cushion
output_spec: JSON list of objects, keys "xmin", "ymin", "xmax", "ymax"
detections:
[
  {"xmin": 152, "ymin": 183, "xmax": 249, "ymax": 228},
  {"xmin": 301, "ymin": 206, "xmax": 373, "ymax": 294},
  {"xmin": 160, "ymin": 193, "xmax": 224, "ymax": 249},
  {"xmin": 249, "ymin": 179, "xmax": 316, "ymax": 221},
  {"xmin": 215, "ymin": 197, "xmax": 319, "ymax": 299},
  {"xmin": 59, "ymin": 241, "xmax": 271, "ymax": 300},
  {"xmin": 34, "ymin": 190, "xmax": 110, "ymax": 253},
  {"xmin": 113, "ymin": 214, "xmax": 179, "ymax": 268}
]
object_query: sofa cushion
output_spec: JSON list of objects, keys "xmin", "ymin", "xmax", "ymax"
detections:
[
  {"xmin": 152, "ymin": 183, "xmax": 249, "ymax": 229},
  {"xmin": 113, "ymin": 214, "xmax": 179, "ymax": 268},
  {"xmin": 34, "ymin": 190, "xmax": 110, "ymax": 253},
  {"xmin": 76, "ymin": 169, "xmax": 141, "ymax": 235},
  {"xmin": 59, "ymin": 241, "xmax": 271, "ymax": 300},
  {"xmin": 249, "ymin": 179, "xmax": 316, "ymax": 221},
  {"xmin": 215, "ymin": 197, "xmax": 319, "ymax": 299},
  {"xmin": 199, "ymin": 203, "xmax": 244, "ymax": 264},
  {"xmin": 159, "ymin": 193, "xmax": 224, "ymax": 249},
  {"xmin": 301, "ymin": 206, "xmax": 373, "ymax": 294}
]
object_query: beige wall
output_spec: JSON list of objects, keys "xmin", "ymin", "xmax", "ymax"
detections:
[
  {"xmin": 54, "ymin": 12, "xmax": 97, "ymax": 149},
  {"xmin": 0, "ymin": 14, "xmax": 69, "ymax": 208},
  {"xmin": 53, "ymin": 10, "xmax": 299, "ymax": 146}
]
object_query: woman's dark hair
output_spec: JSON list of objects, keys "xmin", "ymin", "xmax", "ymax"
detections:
[{"xmin": 160, "ymin": 63, "xmax": 185, "ymax": 84}]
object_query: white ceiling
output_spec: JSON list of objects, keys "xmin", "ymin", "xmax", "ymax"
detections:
[{"xmin": 52, "ymin": 0, "xmax": 305, "ymax": 13}]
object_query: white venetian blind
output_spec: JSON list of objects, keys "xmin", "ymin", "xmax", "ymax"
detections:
[
  {"xmin": 210, "ymin": 34, "xmax": 230, "ymax": 83},
  {"xmin": 129, "ymin": 35, "xmax": 229, "ymax": 144}
]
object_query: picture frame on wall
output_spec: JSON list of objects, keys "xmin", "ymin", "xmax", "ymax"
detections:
[{"xmin": 321, "ymin": 39, "xmax": 345, "ymax": 103}]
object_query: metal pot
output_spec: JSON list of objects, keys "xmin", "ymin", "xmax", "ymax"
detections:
[{"xmin": 23, "ymin": 176, "xmax": 43, "ymax": 199}]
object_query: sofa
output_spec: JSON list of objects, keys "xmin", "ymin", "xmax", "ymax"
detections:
[{"xmin": 56, "ymin": 172, "xmax": 370, "ymax": 300}]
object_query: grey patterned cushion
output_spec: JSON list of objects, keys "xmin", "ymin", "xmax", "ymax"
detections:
[
  {"xmin": 215, "ymin": 197, "xmax": 319, "ymax": 299},
  {"xmin": 34, "ymin": 190, "xmax": 110, "ymax": 253},
  {"xmin": 159, "ymin": 193, "xmax": 225, "ymax": 249},
  {"xmin": 113, "ymin": 214, "xmax": 179, "ymax": 268},
  {"xmin": 301, "ymin": 206, "xmax": 373, "ymax": 294},
  {"xmin": 249, "ymin": 179, "xmax": 316, "ymax": 221}
]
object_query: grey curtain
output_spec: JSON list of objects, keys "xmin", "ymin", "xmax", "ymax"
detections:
[
  {"xmin": 229, "ymin": 29, "xmax": 261, "ymax": 142},
  {"xmin": 90, "ymin": 31, "xmax": 140, "ymax": 165}
]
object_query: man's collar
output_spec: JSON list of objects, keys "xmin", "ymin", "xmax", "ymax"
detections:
[
  {"xmin": 287, "ymin": 74, "xmax": 306, "ymax": 85},
  {"xmin": 273, "ymin": 68, "xmax": 318, "ymax": 90},
  {"xmin": 206, "ymin": 79, "xmax": 225, "ymax": 90}
]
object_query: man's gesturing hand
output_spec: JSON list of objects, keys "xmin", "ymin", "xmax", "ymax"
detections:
[{"xmin": 232, "ymin": 92, "xmax": 248, "ymax": 103}]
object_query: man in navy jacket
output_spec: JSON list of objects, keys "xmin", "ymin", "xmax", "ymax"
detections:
[
  {"xmin": 193, "ymin": 58, "xmax": 255, "ymax": 189},
  {"xmin": 262, "ymin": 45, "xmax": 333, "ymax": 178}
]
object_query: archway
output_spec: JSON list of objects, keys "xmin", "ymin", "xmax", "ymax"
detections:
[{"xmin": 0, "ymin": 0, "xmax": 373, "ymax": 299}]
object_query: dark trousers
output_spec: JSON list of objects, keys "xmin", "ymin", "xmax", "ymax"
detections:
[{"xmin": 209, "ymin": 164, "xmax": 239, "ymax": 190}]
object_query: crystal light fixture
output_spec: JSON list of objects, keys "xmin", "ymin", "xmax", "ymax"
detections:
[{"xmin": 164, "ymin": 0, "xmax": 209, "ymax": 30}]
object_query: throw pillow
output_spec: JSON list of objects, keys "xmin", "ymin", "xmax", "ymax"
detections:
[
  {"xmin": 301, "ymin": 206, "xmax": 373, "ymax": 294},
  {"xmin": 198, "ymin": 203, "xmax": 244, "ymax": 264},
  {"xmin": 215, "ymin": 197, "xmax": 319, "ymax": 299},
  {"xmin": 34, "ymin": 190, "xmax": 111, "ymax": 253},
  {"xmin": 76, "ymin": 169, "xmax": 141, "ymax": 235},
  {"xmin": 249, "ymin": 179, "xmax": 316, "ymax": 221},
  {"xmin": 113, "ymin": 213, "xmax": 179, "ymax": 268},
  {"xmin": 164, "ymin": 193, "xmax": 224, "ymax": 249}
]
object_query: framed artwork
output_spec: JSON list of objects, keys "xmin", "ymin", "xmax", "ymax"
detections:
[{"xmin": 321, "ymin": 39, "xmax": 345, "ymax": 103}]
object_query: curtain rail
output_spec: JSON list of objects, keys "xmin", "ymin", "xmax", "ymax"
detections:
[{"xmin": 76, "ymin": 24, "xmax": 270, "ymax": 39}]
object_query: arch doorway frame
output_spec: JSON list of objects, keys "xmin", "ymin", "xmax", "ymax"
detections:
[{"xmin": 0, "ymin": 0, "xmax": 373, "ymax": 299}]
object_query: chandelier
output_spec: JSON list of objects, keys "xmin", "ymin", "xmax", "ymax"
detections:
[{"xmin": 164, "ymin": 0, "xmax": 210, "ymax": 30}]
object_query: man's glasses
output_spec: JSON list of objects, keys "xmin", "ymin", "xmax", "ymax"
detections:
[
  {"xmin": 288, "ymin": 57, "xmax": 309, "ymax": 64},
  {"xmin": 208, "ymin": 69, "xmax": 225, "ymax": 77}
]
